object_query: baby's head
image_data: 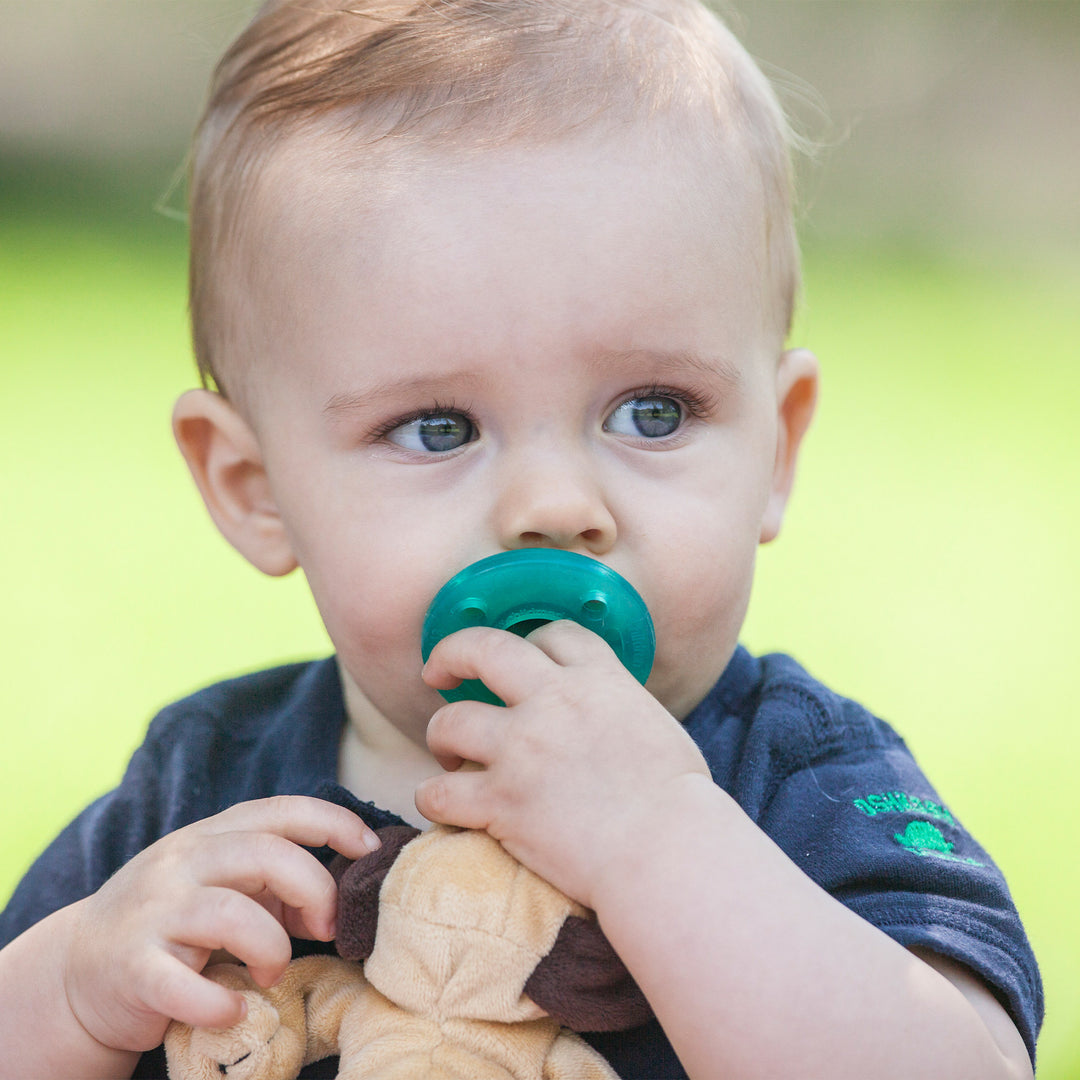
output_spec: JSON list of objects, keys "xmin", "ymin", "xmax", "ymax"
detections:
[
  {"xmin": 188, "ymin": 0, "xmax": 800, "ymax": 407},
  {"xmin": 175, "ymin": 0, "xmax": 818, "ymax": 732}
]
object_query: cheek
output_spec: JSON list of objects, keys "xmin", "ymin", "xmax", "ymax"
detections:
[
  {"xmin": 270, "ymin": 456, "xmax": 436, "ymax": 616},
  {"xmin": 299, "ymin": 526, "xmax": 442, "ymax": 651},
  {"xmin": 298, "ymin": 529, "xmax": 451, "ymax": 726},
  {"xmin": 648, "ymin": 530, "xmax": 756, "ymax": 651},
  {"xmin": 264, "ymin": 444, "xmax": 489, "ymax": 693},
  {"xmin": 643, "ymin": 543, "xmax": 757, "ymax": 719},
  {"xmin": 629, "ymin": 464, "xmax": 768, "ymax": 713}
]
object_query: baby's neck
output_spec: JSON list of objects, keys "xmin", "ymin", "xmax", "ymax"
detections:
[{"xmin": 336, "ymin": 663, "xmax": 440, "ymax": 829}]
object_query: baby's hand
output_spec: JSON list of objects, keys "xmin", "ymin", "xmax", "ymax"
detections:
[
  {"xmin": 417, "ymin": 621, "xmax": 711, "ymax": 909},
  {"xmin": 62, "ymin": 796, "xmax": 379, "ymax": 1054}
]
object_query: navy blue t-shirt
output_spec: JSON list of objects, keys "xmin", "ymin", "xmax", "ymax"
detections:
[{"xmin": 0, "ymin": 648, "xmax": 1043, "ymax": 1076}]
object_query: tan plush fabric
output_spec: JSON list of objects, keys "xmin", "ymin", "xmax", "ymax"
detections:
[
  {"xmin": 165, "ymin": 826, "xmax": 619, "ymax": 1079},
  {"xmin": 364, "ymin": 825, "xmax": 587, "ymax": 1022},
  {"xmin": 164, "ymin": 956, "xmax": 365, "ymax": 1080}
]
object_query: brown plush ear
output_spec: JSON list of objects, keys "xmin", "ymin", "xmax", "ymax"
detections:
[
  {"xmin": 330, "ymin": 825, "xmax": 421, "ymax": 961},
  {"xmin": 524, "ymin": 915, "xmax": 653, "ymax": 1032}
]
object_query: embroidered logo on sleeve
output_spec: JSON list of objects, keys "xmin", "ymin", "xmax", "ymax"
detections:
[
  {"xmin": 852, "ymin": 791, "xmax": 985, "ymax": 866},
  {"xmin": 853, "ymin": 791, "xmax": 953, "ymax": 824}
]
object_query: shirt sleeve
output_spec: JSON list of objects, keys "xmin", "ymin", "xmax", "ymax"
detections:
[{"xmin": 757, "ymin": 738, "xmax": 1043, "ymax": 1067}]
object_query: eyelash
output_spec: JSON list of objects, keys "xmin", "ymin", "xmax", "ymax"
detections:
[
  {"xmin": 618, "ymin": 384, "xmax": 717, "ymax": 421},
  {"xmin": 368, "ymin": 384, "xmax": 717, "ymax": 450},
  {"xmin": 368, "ymin": 398, "xmax": 476, "ymax": 442}
]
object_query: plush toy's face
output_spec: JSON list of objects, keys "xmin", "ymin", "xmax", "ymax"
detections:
[{"xmin": 164, "ymin": 965, "xmax": 305, "ymax": 1080}]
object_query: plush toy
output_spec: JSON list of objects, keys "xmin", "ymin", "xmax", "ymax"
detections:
[{"xmin": 164, "ymin": 823, "xmax": 652, "ymax": 1079}]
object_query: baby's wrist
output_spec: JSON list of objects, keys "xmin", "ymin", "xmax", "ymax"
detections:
[
  {"xmin": 587, "ymin": 772, "xmax": 730, "ymax": 918},
  {"xmin": 60, "ymin": 899, "xmax": 120, "ymax": 1046},
  {"xmin": 3, "ymin": 901, "xmax": 141, "ymax": 1076}
]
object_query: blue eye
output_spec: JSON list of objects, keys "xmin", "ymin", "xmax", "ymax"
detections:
[
  {"xmin": 387, "ymin": 412, "xmax": 475, "ymax": 452},
  {"xmin": 605, "ymin": 396, "xmax": 683, "ymax": 438}
]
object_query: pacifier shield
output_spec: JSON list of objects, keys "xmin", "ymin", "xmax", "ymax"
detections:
[{"xmin": 421, "ymin": 550, "xmax": 655, "ymax": 704}]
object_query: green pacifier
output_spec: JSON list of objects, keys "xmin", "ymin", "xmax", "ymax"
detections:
[{"xmin": 421, "ymin": 549, "xmax": 655, "ymax": 705}]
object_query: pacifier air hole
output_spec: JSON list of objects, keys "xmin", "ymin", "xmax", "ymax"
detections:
[
  {"xmin": 580, "ymin": 594, "xmax": 607, "ymax": 618},
  {"xmin": 454, "ymin": 600, "xmax": 488, "ymax": 626}
]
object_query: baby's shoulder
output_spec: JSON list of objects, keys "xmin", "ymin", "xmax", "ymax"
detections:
[
  {"xmin": 132, "ymin": 656, "xmax": 344, "ymax": 818},
  {"xmin": 751, "ymin": 651, "xmax": 906, "ymax": 768},
  {"xmin": 145, "ymin": 657, "xmax": 339, "ymax": 747},
  {"xmin": 690, "ymin": 647, "xmax": 913, "ymax": 813}
]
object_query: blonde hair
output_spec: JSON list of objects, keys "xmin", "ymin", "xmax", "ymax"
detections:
[{"xmin": 189, "ymin": 0, "xmax": 800, "ymax": 396}]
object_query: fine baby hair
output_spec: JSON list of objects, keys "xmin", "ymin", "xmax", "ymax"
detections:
[{"xmin": 187, "ymin": 0, "xmax": 801, "ymax": 406}]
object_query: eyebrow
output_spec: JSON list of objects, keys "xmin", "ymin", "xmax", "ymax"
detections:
[
  {"xmin": 322, "ymin": 349, "xmax": 741, "ymax": 416},
  {"xmin": 323, "ymin": 370, "xmax": 491, "ymax": 417},
  {"xmin": 585, "ymin": 348, "xmax": 744, "ymax": 392}
]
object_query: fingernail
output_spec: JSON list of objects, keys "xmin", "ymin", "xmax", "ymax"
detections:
[{"xmin": 362, "ymin": 830, "xmax": 382, "ymax": 853}]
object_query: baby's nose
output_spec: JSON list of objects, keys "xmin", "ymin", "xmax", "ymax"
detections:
[{"xmin": 493, "ymin": 451, "xmax": 616, "ymax": 555}]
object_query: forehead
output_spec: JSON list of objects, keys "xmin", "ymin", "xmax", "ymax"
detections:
[
  {"xmin": 225, "ymin": 121, "xmax": 777, "ymax": 413},
  {"xmin": 249, "ymin": 120, "xmax": 769, "ymax": 294},
  {"xmin": 221, "ymin": 115, "xmax": 786, "ymax": 425}
]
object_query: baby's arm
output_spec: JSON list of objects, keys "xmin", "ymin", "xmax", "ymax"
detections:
[
  {"xmin": 583, "ymin": 773, "xmax": 1033, "ymax": 1080},
  {"xmin": 418, "ymin": 622, "xmax": 1033, "ymax": 1080},
  {"xmin": 0, "ymin": 796, "xmax": 379, "ymax": 1079}
]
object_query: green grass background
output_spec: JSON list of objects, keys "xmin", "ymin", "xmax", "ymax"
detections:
[{"xmin": 2, "ymin": 163, "xmax": 1077, "ymax": 1074}]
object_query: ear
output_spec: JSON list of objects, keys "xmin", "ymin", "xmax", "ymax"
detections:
[
  {"xmin": 172, "ymin": 389, "xmax": 298, "ymax": 576},
  {"xmin": 524, "ymin": 915, "xmax": 653, "ymax": 1032},
  {"xmin": 330, "ymin": 825, "xmax": 422, "ymax": 961},
  {"xmin": 760, "ymin": 347, "xmax": 819, "ymax": 544}
]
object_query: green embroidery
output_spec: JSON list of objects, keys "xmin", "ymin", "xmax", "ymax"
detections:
[
  {"xmin": 852, "ymin": 791, "xmax": 984, "ymax": 866},
  {"xmin": 892, "ymin": 821, "xmax": 985, "ymax": 866},
  {"xmin": 894, "ymin": 821, "xmax": 953, "ymax": 854},
  {"xmin": 853, "ymin": 791, "xmax": 954, "ymax": 826}
]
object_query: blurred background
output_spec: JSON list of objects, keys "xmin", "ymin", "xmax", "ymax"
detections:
[{"xmin": 2, "ymin": 0, "xmax": 1077, "ymax": 1072}]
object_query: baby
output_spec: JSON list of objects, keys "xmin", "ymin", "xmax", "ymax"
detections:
[{"xmin": 0, "ymin": 1, "xmax": 1042, "ymax": 1077}]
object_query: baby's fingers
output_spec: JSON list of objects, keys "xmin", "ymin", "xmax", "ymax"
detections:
[
  {"xmin": 204, "ymin": 796, "xmax": 381, "ymax": 860},
  {"xmin": 426, "ymin": 699, "xmax": 506, "ymax": 770},
  {"xmin": 167, "ymin": 886, "xmax": 293, "ymax": 988},
  {"xmin": 415, "ymin": 768, "xmax": 493, "ymax": 832},
  {"xmin": 139, "ymin": 952, "xmax": 248, "ymax": 1032},
  {"xmin": 191, "ymin": 831, "xmax": 340, "ymax": 942},
  {"xmin": 422, "ymin": 626, "xmax": 558, "ymax": 706}
]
